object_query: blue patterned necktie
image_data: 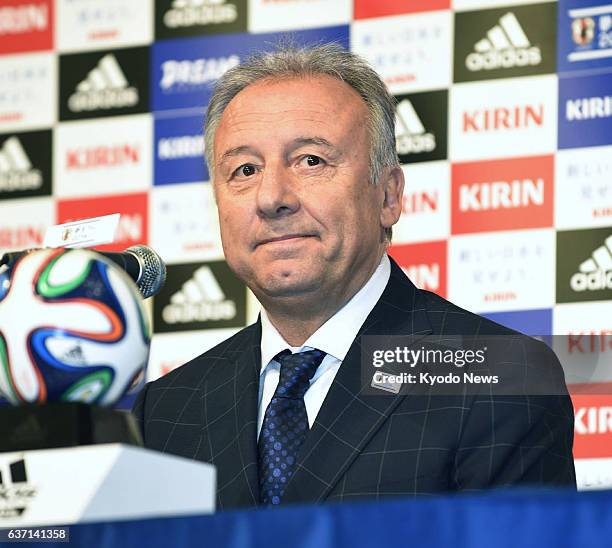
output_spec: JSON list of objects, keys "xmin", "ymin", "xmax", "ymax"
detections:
[{"xmin": 258, "ymin": 349, "xmax": 326, "ymax": 505}]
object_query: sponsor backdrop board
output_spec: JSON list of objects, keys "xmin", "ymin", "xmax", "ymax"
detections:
[
  {"xmin": 395, "ymin": 162, "xmax": 451, "ymax": 244},
  {"xmin": 453, "ymin": 2, "xmax": 557, "ymax": 83},
  {"xmin": 555, "ymin": 145, "xmax": 612, "ymax": 230},
  {"xmin": 556, "ymin": 227, "xmax": 612, "ymax": 304},
  {"xmin": 0, "ymin": 0, "xmax": 53, "ymax": 55},
  {"xmin": 0, "ymin": 0, "xmax": 611, "ymax": 488},
  {"xmin": 155, "ymin": 0, "xmax": 248, "ymax": 39},
  {"xmin": 451, "ymin": 155, "xmax": 554, "ymax": 234},
  {"xmin": 149, "ymin": 182, "xmax": 223, "ymax": 265},
  {"xmin": 351, "ymin": 10, "xmax": 453, "ymax": 94},
  {"xmin": 0, "ymin": 52, "xmax": 57, "ymax": 133},
  {"xmin": 394, "ymin": 89, "xmax": 448, "ymax": 164},
  {"xmin": 558, "ymin": 71, "xmax": 612, "ymax": 150},
  {"xmin": 54, "ymin": 114, "xmax": 152, "ymax": 198},
  {"xmin": 153, "ymin": 260, "xmax": 247, "ymax": 333},
  {"xmin": 355, "ymin": 0, "xmax": 450, "ymax": 19},
  {"xmin": 447, "ymin": 228, "xmax": 556, "ymax": 313},
  {"xmin": 56, "ymin": 0, "xmax": 153, "ymax": 53},
  {"xmin": 0, "ymin": 129, "xmax": 52, "ymax": 201},
  {"xmin": 154, "ymin": 112, "xmax": 208, "ymax": 185},
  {"xmin": 249, "ymin": 0, "xmax": 351, "ymax": 33},
  {"xmin": 0, "ymin": 197, "xmax": 54, "ymax": 253},
  {"xmin": 482, "ymin": 308, "xmax": 553, "ymax": 337},
  {"xmin": 388, "ymin": 240, "xmax": 448, "ymax": 298},
  {"xmin": 558, "ymin": 1, "xmax": 612, "ymax": 75},
  {"xmin": 59, "ymin": 47, "xmax": 150, "ymax": 121},
  {"xmin": 449, "ymin": 74, "xmax": 558, "ymax": 161}
]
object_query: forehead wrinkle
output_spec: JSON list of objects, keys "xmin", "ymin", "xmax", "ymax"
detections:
[
  {"xmin": 215, "ymin": 76, "xmax": 370, "ymax": 164},
  {"xmin": 219, "ymin": 113, "xmax": 352, "ymax": 154},
  {"xmin": 224, "ymin": 84, "xmax": 362, "ymax": 128},
  {"xmin": 224, "ymin": 107, "xmax": 340, "ymax": 130}
]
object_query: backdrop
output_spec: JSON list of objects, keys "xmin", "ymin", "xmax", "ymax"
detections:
[{"xmin": 0, "ymin": 0, "xmax": 610, "ymax": 489}]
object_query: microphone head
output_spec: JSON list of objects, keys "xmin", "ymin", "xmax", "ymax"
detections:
[{"xmin": 125, "ymin": 245, "xmax": 167, "ymax": 299}]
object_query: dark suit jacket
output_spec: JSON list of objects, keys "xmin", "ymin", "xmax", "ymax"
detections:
[{"xmin": 133, "ymin": 258, "xmax": 576, "ymax": 510}]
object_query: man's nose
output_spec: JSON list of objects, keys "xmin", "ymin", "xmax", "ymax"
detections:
[{"xmin": 256, "ymin": 162, "xmax": 300, "ymax": 219}]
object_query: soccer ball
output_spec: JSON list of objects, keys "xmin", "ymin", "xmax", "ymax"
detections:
[{"xmin": 0, "ymin": 249, "xmax": 150, "ymax": 406}]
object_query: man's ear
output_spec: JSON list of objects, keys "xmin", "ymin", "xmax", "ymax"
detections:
[{"xmin": 380, "ymin": 166, "xmax": 404, "ymax": 230}]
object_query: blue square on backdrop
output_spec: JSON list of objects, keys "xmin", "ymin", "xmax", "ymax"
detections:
[
  {"xmin": 151, "ymin": 25, "xmax": 350, "ymax": 113},
  {"xmin": 154, "ymin": 111, "xmax": 208, "ymax": 185},
  {"xmin": 558, "ymin": 72, "xmax": 612, "ymax": 149},
  {"xmin": 482, "ymin": 309, "xmax": 553, "ymax": 347},
  {"xmin": 558, "ymin": 0, "xmax": 612, "ymax": 75}
]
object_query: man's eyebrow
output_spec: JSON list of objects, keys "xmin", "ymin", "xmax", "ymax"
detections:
[
  {"xmin": 289, "ymin": 137, "xmax": 339, "ymax": 153},
  {"xmin": 218, "ymin": 145, "xmax": 259, "ymax": 166},
  {"xmin": 218, "ymin": 138, "xmax": 341, "ymax": 168}
]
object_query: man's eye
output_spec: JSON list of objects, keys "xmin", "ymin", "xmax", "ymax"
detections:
[
  {"xmin": 304, "ymin": 155, "xmax": 322, "ymax": 167},
  {"xmin": 235, "ymin": 164, "xmax": 256, "ymax": 177}
]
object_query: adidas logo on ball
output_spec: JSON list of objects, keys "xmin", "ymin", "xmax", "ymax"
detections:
[
  {"xmin": 570, "ymin": 234, "xmax": 612, "ymax": 292},
  {"xmin": 162, "ymin": 266, "xmax": 236, "ymax": 324},
  {"xmin": 465, "ymin": 12, "xmax": 541, "ymax": 72},
  {"xmin": 68, "ymin": 54, "xmax": 139, "ymax": 113}
]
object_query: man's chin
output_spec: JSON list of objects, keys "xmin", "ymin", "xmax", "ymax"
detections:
[{"xmin": 253, "ymin": 272, "xmax": 322, "ymax": 300}]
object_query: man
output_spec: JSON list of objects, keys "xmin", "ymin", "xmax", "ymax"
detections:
[{"xmin": 133, "ymin": 44, "xmax": 575, "ymax": 510}]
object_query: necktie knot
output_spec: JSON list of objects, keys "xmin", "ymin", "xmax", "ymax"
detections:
[{"xmin": 275, "ymin": 349, "xmax": 325, "ymax": 399}]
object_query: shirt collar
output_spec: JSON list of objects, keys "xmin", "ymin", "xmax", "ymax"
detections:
[{"xmin": 260, "ymin": 254, "xmax": 391, "ymax": 372}]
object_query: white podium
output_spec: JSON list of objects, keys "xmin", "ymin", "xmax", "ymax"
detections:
[{"xmin": 0, "ymin": 444, "xmax": 216, "ymax": 527}]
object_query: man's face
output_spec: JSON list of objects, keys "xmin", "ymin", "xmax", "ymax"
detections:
[{"xmin": 212, "ymin": 75, "xmax": 401, "ymax": 306}]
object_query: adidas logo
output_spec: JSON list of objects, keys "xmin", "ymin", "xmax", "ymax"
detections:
[
  {"xmin": 60, "ymin": 342, "xmax": 86, "ymax": 366},
  {"xmin": 0, "ymin": 137, "xmax": 42, "ymax": 192},
  {"xmin": 465, "ymin": 12, "xmax": 541, "ymax": 72},
  {"xmin": 570, "ymin": 235, "xmax": 612, "ymax": 292},
  {"xmin": 68, "ymin": 54, "xmax": 139, "ymax": 113},
  {"xmin": 164, "ymin": 0, "xmax": 238, "ymax": 28},
  {"xmin": 162, "ymin": 266, "xmax": 236, "ymax": 324},
  {"xmin": 395, "ymin": 99, "xmax": 435, "ymax": 155}
]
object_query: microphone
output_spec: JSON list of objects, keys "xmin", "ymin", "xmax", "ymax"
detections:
[{"xmin": 0, "ymin": 245, "xmax": 167, "ymax": 299}]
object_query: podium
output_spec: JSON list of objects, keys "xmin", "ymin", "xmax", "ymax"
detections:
[{"xmin": 0, "ymin": 444, "xmax": 216, "ymax": 527}]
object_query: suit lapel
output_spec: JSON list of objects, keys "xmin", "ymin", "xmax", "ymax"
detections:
[
  {"xmin": 282, "ymin": 258, "xmax": 433, "ymax": 504},
  {"xmin": 200, "ymin": 323, "xmax": 261, "ymax": 510}
]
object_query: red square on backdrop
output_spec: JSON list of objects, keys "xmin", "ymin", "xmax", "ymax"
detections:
[
  {"xmin": 0, "ymin": 0, "xmax": 53, "ymax": 54},
  {"xmin": 354, "ymin": 0, "xmax": 449, "ymax": 20},
  {"xmin": 56, "ymin": 193, "xmax": 148, "ymax": 253},
  {"xmin": 388, "ymin": 240, "xmax": 447, "ymax": 298},
  {"xmin": 571, "ymin": 393, "xmax": 612, "ymax": 459},
  {"xmin": 451, "ymin": 155, "xmax": 554, "ymax": 235}
]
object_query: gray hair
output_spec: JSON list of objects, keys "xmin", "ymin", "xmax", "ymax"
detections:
[{"xmin": 204, "ymin": 42, "xmax": 399, "ymax": 239}]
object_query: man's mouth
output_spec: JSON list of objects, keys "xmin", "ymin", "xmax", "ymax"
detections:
[{"xmin": 256, "ymin": 234, "xmax": 316, "ymax": 247}]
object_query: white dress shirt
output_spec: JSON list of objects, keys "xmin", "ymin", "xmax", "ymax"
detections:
[{"xmin": 257, "ymin": 254, "xmax": 391, "ymax": 438}]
